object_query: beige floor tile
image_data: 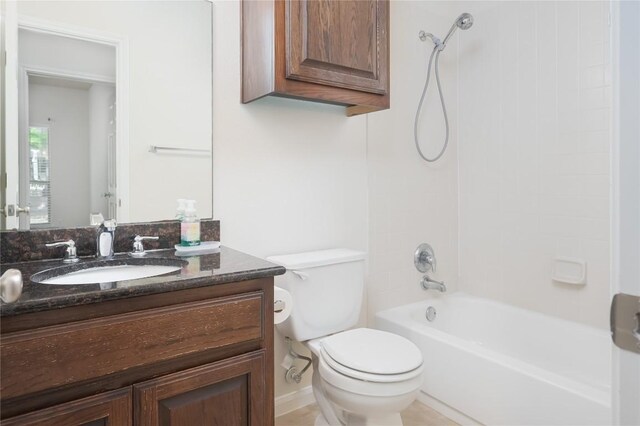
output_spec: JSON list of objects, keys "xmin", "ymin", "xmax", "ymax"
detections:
[
  {"xmin": 276, "ymin": 401, "xmax": 459, "ymax": 426},
  {"xmin": 276, "ymin": 404, "xmax": 321, "ymax": 426}
]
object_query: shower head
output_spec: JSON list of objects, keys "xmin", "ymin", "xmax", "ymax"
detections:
[
  {"xmin": 442, "ymin": 12, "xmax": 474, "ymax": 46},
  {"xmin": 456, "ymin": 13, "xmax": 474, "ymax": 30}
]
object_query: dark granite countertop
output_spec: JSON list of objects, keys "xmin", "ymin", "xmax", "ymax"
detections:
[{"xmin": 0, "ymin": 246, "xmax": 285, "ymax": 317}]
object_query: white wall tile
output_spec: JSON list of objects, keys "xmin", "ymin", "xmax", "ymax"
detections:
[
  {"xmin": 458, "ymin": 1, "xmax": 611, "ymax": 329},
  {"xmin": 366, "ymin": 1, "xmax": 460, "ymax": 324}
]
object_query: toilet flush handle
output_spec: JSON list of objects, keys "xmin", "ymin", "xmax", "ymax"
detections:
[{"xmin": 291, "ymin": 270, "xmax": 309, "ymax": 280}]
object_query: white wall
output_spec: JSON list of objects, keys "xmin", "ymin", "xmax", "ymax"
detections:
[
  {"xmin": 366, "ymin": 1, "xmax": 460, "ymax": 325},
  {"xmin": 213, "ymin": 0, "xmax": 613, "ymax": 403},
  {"xmin": 17, "ymin": 1, "xmax": 213, "ymax": 222},
  {"xmin": 29, "ymin": 83, "xmax": 90, "ymax": 228},
  {"xmin": 212, "ymin": 0, "xmax": 464, "ymax": 399},
  {"xmin": 457, "ymin": 1, "xmax": 611, "ymax": 329},
  {"xmin": 211, "ymin": 0, "xmax": 369, "ymax": 399},
  {"xmin": 18, "ymin": 29, "xmax": 115, "ymax": 81}
]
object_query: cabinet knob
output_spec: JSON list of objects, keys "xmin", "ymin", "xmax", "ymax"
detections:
[{"xmin": 1, "ymin": 269, "xmax": 23, "ymax": 303}]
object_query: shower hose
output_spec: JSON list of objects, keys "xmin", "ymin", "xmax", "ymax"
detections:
[{"xmin": 414, "ymin": 45, "xmax": 449, "ymax": 163}]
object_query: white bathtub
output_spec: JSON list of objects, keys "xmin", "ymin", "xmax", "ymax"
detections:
[{"xmin": 375, "ymin": 293, "xmax": 612, "ymax": 426}]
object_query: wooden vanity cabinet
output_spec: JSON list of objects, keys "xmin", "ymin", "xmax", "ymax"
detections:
[
  {"xmin": 0, "ymin": 278, "xmax": 274, "ymax": 426},
  {"xmin": 242, "ymin": 0, "xmax": 390, "ymax": 116},
  {"xmin": 1, "ymin": 388, "xmax": 132, "ymax": 426},
  {"xmin": 134, "ymin": 352, "xmax": 266, "ymax": 425}
]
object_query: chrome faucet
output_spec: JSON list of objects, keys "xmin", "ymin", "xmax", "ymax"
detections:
[
  {"xmin": 45, "ymin": 240, "xmax": 79, "ymax": 263},
  {"xmin": 96, "ymin": 220, "xmax": 117, "ymax": 258},
  {"xmin": 421, "ymin": 275, "xmax": 447, "ymax": 292},
  {"xmin": 129, "ymin": 235, "xmax": 159, "ymax": 257},
  {"xmin": 415, "ymin": 242, "xmax": 446, "ymax": 292}
]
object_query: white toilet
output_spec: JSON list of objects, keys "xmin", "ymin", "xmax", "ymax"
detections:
[{"xmin": 268, "ymin": 249, "xmax": 424, "ymax": 426}]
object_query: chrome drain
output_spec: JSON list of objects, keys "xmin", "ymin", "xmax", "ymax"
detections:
[{"xmin": 426, "ymin": 306, "xmax": 437, "ymax": 322}]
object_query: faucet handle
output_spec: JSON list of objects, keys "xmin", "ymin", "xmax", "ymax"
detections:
[
  {"xmin": 130, "ymin": 235, "xmax": 159, "ymax": 257},
  {"xmin": 414, "ymin": 243, "xmax": 436, "ymax": 273},
  {"xmin": 46, "ymin": 240, "xmax": 80, "ymax": 263}
]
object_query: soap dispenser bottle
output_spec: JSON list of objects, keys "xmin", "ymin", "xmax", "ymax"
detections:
[
  {"xmin": 97, "ymin": 219, "xmax": 117, "ymax": 258},
  {"xmin": 175, "ymin": 199, "xmax": 187, "ymax": 220},
  {"xmin": 180, "ymin": 200, "xmax": 200, "ymax": 246}
]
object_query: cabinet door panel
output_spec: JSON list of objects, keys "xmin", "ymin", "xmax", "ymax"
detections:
[
  {"xmin": 134, "ymin": 351, "xmax": 267, "ymax": 426},
  {"xmin": 1, "ymin": 388, "xmax": 132, "ymax": 426},
  {"xmin": 1, "ymin": 292, "xmax": 263, "ymax": 402},
  {"xmin": 286, "ymin": 0, "xmax": 388, "ymax": 94},
  {"xmin": 158, "ymin": 377, "xmax": 247, "ymax": 425}
]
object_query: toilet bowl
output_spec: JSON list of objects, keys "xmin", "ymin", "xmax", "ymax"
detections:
[
  {"xmin": 268, "ymin": 249, "xmax": 425, "ymax": 426},
  {"xmin": 307, "ymin": 328, "xmax": 423, "ymax": 425}
]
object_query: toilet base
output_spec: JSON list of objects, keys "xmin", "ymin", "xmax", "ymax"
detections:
[
  {"xmin": 314, "ymin": 412, "xmax": 403, "ymax": 426},
  {"xmin": 315, "ymin": 414, "xmax": 330, "ymax": 426},
  {"xmin": 305, "ymin": 342, "xmax": 416, "ymax": 426}
]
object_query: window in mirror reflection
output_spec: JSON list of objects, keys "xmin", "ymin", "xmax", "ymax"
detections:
[{"xmin": 28, "ymin": 126, "xmax": 50, "ymax": 225}]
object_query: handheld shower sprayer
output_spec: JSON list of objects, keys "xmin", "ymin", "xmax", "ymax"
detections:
[
  {"xmin": 414, "ymin": 13, "xmax": 474, "ymax": 162},
  {"xmin": 418, "ymin": 13, "xmax": 473, "ymax": 50},
  {"xmin": 443, "ymin": 13, "xmax": 474, "ymax": 44}
]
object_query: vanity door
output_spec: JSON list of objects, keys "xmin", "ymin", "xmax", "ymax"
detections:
[
  {"xmin": 133, "ymin": 351, "xmax": 268, "ymax": 426},
  {"xmin": 1, "ymin": 388, "xmax": 132, "ymax": 426}
]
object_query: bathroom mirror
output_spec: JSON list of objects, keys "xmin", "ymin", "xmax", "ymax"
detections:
[{"xmin": 0, "ymin": 1, "xmax": 213, "ymax": 230}]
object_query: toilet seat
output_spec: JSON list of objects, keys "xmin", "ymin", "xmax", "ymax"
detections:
[
  {"xmin": 306, "ymin": 328, "xmax": 424, "ymax": 397},
  {"xmin": 320, "ymin": 328, "xmax": 423, "ymax": 378},
  {"xmin": 316, "ymin": 349, "xmax": 424, "ymax": 398},
  {"xmin": 320, "ymin": 346, "xmax": 423, "ymax": 383}
]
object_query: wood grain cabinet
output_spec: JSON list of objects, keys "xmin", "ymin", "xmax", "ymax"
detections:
[
  {"xmin": 242, "ymin": 0, "xmax": 389, "ymax": 116},
  {"xmin": 0, "ymin": 278, "xmax": 274, "ymax": 426},
  {"xmin": 1, "ymin": 388, "xmax": 132, "ymax": 426},
  {"xmin": 134, "ymin": 352, "xmax": 266, "ymax": 426}
]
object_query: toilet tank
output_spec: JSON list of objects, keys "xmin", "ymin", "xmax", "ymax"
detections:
[{"xmin": 267, "ymin": 249, "xmax": 366, "ymax": 342}]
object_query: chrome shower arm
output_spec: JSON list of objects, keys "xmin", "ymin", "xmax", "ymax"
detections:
[{"xmin": 419, "ymin": 31, "xmax": 440, "ymax": 45}]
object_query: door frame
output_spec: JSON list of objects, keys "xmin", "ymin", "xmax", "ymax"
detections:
[
  {"xmin": 2, "ymin": 0, "xmax": 20, "ymax": 230},
  {"xmin": 15, "ymin": 15, "xmax": 130, "ymax": 225},
  {"xmin": 610, "ymin": 0, "xmax": 640, "ymax": 424},
  {"xmin": 19, "ymin": 67, "xmax": 116, "ymax": 229}
]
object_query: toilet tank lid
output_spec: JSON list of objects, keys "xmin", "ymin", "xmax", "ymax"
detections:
[{"xmin": 266, "ymin": 249, "xmax": 366, "ymax": 270}]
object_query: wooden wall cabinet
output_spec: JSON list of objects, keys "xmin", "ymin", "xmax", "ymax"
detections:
[
  {"xmin": 0, "ymin": 278, "xmax": 274, "ymax": 426},
  {"xmin": 242, "ymin": 0, "xmax": 390, "ymax": 116}
]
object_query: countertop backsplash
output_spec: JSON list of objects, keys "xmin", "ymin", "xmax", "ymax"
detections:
[{"xmin": 0, "ymin": 219, "xmax": 220, "ymax": 264}]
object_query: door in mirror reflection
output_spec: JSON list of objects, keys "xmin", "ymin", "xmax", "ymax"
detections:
[{"xmin": 17, "ymin": 28, "xmax": 117, "ymax": 230}]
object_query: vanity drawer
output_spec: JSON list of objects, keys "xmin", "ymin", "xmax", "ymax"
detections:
[{"xmin": 0, "ymin": 291, "xmax": 264, "ymax": 401}]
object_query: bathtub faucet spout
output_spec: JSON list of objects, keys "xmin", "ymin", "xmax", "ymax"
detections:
[{"xmin": 421, "ymin": 275, "xmax": 446, "ymax": 292}]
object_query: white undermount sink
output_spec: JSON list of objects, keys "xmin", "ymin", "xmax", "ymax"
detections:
[{"xmin": 38, "ymin": 264, "xmax": 182, "ymax": 285}]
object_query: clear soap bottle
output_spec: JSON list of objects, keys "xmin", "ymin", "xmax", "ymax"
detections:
[
  {"xmin": 175, "ymin": 199, "xmax": 187, "ymax": 220},
  {"xmin": 180, "ymin": 200, "xmax": 201, "ymax": 246}
]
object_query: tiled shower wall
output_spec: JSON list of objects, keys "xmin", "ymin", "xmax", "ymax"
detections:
[
  {"xmin": 457, "ymin": 1, "xmax": 611, "ymax": 328},
  {"xmin": 366, "ymin": 1, "xmax": 460, "ymax": 325}
]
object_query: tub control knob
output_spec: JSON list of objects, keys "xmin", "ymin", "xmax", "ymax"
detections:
[{"xmin": 414, "ymin": 243, "xmax": 437, "ymax": 273}]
